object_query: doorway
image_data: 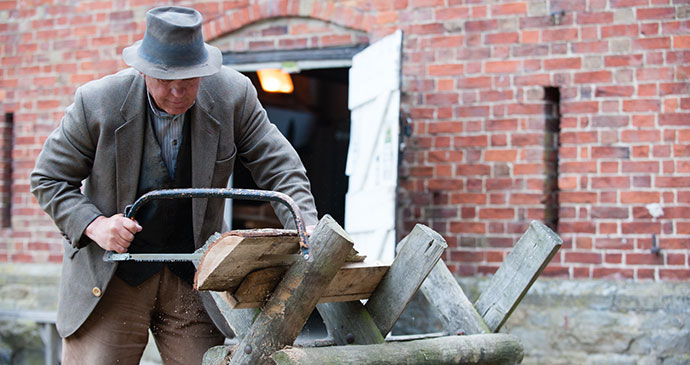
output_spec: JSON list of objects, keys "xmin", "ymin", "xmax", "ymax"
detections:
[{"xmin": 230, "ymin": 67, "xmax": 351, "ymax": 229}]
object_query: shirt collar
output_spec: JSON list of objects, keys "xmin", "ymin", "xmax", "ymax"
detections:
[{"xmin": 146, "ymin": 89, "xmax": 193, "ymax": 119}]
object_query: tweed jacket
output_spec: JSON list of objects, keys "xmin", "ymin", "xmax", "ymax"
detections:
[{"xmin": 30, "ymin": 67, "xmax": 318, "ymax": 337}]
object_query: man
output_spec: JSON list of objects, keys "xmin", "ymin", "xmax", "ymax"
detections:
[{"xmin": 30, "ymin": 6, "xmax": 318, "ymax": 364}]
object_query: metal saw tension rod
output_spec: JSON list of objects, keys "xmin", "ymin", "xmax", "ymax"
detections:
[{"xmin": 103, "ymin": 188, "xmax": 311, "ymax": 262}]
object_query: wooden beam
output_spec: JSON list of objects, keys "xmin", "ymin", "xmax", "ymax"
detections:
[
  {"xmin": 194, "ymin": 229, "xmax": 301, "ymax": 292},
  {"xmin": 228, "ymin": 215, "xmax": 353, "ymax": 364},
  {"xmin": 229, "ymin": 261, "xmax": 390, "ymax": 308},
  {"xmin": 271, "ymin": 334, "xmax": 524, "ymax": 365},
  {"xmin": 420, "ymin": 259, "xmax": 490, "ymax": 335},
  {"xmin": 474, "ymin": 220, "xmax": 562, "ymax": 332},
  {"xmin": 316, "ymin": 301, "xmax": 385, "ymax": 345},
  {"xmin": 365, "ymin": 224, "xmax": 447, "ymax": 337}
]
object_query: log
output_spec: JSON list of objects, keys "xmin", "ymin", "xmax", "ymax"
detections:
[
  {"xmin": 228, "ymin": 215, "xmax": 353, "ymax": 364},
  {"xmin": 420, "ymin": 259, "xmax": 489, "ymax": 335},
  {"xmin": 474, "ymin": 220, "xmax": 562, "ymax": 332},
  {"xmin": 365, "ymin": 224, "xmax": 447, "ymax": 337},
  {"xmin": 271, "ymin": 334, "xmax": 524, "ymax": 365},
  {"xmin": 316, "ymin": 301, "xmax": 385, "ymax": 345}
]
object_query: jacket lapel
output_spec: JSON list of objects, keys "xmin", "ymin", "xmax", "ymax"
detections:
[
  {"xmin": 190, "ymin": 81, "xmax": 220, "ymax": 245},
  {"xmin": 115, "ymin": 75, "xmax": 147, "ymax": 214}
]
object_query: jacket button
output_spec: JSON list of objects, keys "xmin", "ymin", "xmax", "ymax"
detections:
[{"xmin": 92, "ymin": 287, "xmax": 102, "ymax": 297}]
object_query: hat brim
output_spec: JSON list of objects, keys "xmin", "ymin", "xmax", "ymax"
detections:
[{"xmin": 122, "ymin": 40, "xmax": 222, "ymax": 80}]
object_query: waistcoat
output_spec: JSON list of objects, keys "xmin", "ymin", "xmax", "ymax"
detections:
[{"xmin": 115, "ymin": 112, "xmax": 195, "ymax": 286}]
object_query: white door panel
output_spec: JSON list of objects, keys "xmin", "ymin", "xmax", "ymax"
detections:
[{"xmin": 345, "ymin": 30, "xmax": 402, "ymax": 261}]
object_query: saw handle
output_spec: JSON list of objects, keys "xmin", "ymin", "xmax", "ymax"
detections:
[{"xmin": 104, "ymin": 188, "xmax": 311, "ymax": 260}]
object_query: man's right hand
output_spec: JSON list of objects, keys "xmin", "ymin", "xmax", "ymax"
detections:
[{"xmin": 85, "ymin": 214, "xmax": 143, "ymax": 253}]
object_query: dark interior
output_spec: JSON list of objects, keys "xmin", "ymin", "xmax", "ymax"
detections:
[{"xmin": 230, "ymin": 68, "xmax": 350, "ymax": 229}]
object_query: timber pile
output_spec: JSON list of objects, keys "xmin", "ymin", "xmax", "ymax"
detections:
[{"xmin": 195, "ymin": 215, "xmax": 562, "ymax": 364}]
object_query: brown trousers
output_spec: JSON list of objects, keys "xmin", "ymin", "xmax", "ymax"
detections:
[{"xmin": 62, "ymin": 265, "xmax": 224, "ymax": 364}]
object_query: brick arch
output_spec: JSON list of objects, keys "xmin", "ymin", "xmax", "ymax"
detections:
[
  {"xmin": 202, "ymin": 1, "xmax": 372, "ymax": 49},
  {"xmin": 207, "ymin": 16, "xmax": 369, "ymax": 53}
]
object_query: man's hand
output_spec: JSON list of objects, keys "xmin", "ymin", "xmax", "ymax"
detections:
[{"xmin": 85, "ymin": 214, "xmax": 143, "ymax": 253}]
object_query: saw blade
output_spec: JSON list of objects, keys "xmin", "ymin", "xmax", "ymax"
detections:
[{"xmin": 104, "ymin": 252, "xmax": 204, "ymax": 262}]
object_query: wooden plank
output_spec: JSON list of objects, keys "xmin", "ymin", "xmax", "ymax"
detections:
[
  {"xmin": 228, "ymin": 214, "xmax": 353, "ymax": 364},
  {"xmin": 364, "ymin": 224, "xmax": 447, "ymax": 337},
  {"xmin": 271, "ymin": 334, "xmax": 524, "ymax": 365},
  {"xmin": 474, "ymin": 220, "xmax": 562, "ymax": 332},
  {"xmin": 194, "ymin": 229, "xmax": 301, "ymax": 291},
  {"xmin": 317, "ymin": 301, "xmax": 385, "ymax": 345},
  {"xmin": 229, "ymin": 261, "xmax": 390, "ymax": 308},
  {"xmin": 194, "ymin": 230, "xmax": 363, "ymax": 292},
  {"xmin": 420, "ymin": 259, "xmax": 489, "ymax": 335}
]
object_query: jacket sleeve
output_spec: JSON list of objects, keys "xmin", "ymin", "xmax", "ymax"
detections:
[
  {"xmin": 234, "ymin": 77, "xmax": 318, "ymax": 228},
  {"xmin": 30, "ymin": 87, "xmax": 102, "ymax": 248}
]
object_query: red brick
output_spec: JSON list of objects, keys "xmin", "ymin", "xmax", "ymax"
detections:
[
  {"xmin": 450, "ymin": 250, "xmax": 484, "ymax": 262},
  {"xmin": 485, "ymin": 32, "xmax": 519, "ymax": 44},
  {"xmin": 560, "ymin": 192, "xmax": 597, "ymax": 203},
  {"xmin": 611, "ymin": 0, "xmax": 648, "ymax": 6},
  {"xmin": 484, "ymin": 149, "xmax": 517, "ymax": 162},
  {"xmin": 435, "ymin": 6, "xmax": 470, "ymax": 20},
  {"xmin": 450, "ymin": 222, "xmax": 486, "ymax": 234},
  {"xmin": 604, "ymin": 54, "xmax": 643, "ymax": 67},
  {"xmin": 484, "ymin": 60, "xmax": 520, "ymax": 73},
  {"xmin": 656, "ymin": 177, "xmax": 690, "ymax": 188},
  {"xmin": 622, "ymin": 161, "xmax": 659, "ymax": 174},
  {"xmin": 668, "ymin": 253, "xmax": 686, "ymax": 266},
  {"xmin": 544, "ymin": 57, "xmax": 581, "ymax": 70},
  {"xmin": 637, "ymin": 67, "xmax": 673, "ymax": 81},
  {"xmin": 659, "ymin": 269, "xmax": 690, "ymax": 280},
  {"xmin": 620, "ymin": 191, "xmax": 660, "ymax": 203},
  {"xmin": 634, "ymin": 37, "xmax": 671, "ymax": 50},
  {"xmin": 565, "ymin": 251, "xmax": 602, "ymax": 264},
  {"xmin": 426, "ymin": 93, "xmax": 459, "ymax": 106},
  {"xmin": 491, "ymin": 2, "xmax": 526, "ymax": 16},
  {"xmin": 637, "ymin": 7, "xmax": 676, "ymax": 20},
  {"xmin": 561, "ymin": 162, "xmax": 597, "ymax": 173},
  {"xmin": 622, "ymin": 130, "xmax": 661, "ymax": 143},
  {"xmin": 574, "ymin": 71, "xmax": 612, "ymax": 84},
  {"xmin": 626, "ymin": 252, "xmax": 664, "ymax": 265},
  {"xmin": 450, "ymin": 193, "xmax": 486, "ymax": 204},
  {"xmin": 510, "ymin": 193, "xmax": 542, "ymax": 204},
  {"xmin": 577, "ymin": 11, "xmax": 614, "ymax": 24},
  {"xmin": 595, "ymin": 86, "xmax": 634, "ymax": 98},
  {"xmin": 675, "ymin": 35, "xmax": 690, "ymax": 49},
  {"xmin": 561, "ymin": 101, "xmax": 599, "ymax": 114},
  {"xmin": 478, "ymin": 208, "xmax": 515, "ymax": 219},
  {"xmin": 601, "ymin": 24, "xmax": 638, "ymax": 39},
  {"xmin": 541, "ymin": 28, "xmax": 578, "ymax": 42},
  {"xmin": 591, "ymin": 146, "xmax": 629, "ymax": 159},
  {"xmin": 572, "ymin": 41, "xmax": 608, "ymax": 53},
  {"xmin": 456, "ymin": 164, "xmax": 490, "ymax": 175},
  {"xmin": 428, "ymin": 64, "xmax": 463, "ymax": 76},
  {"xmin": 660, "ymin": 113, "xmax": 690, "ymax": 126},
  {"xmin": 593, "ymin": 268, "xmax": 635, "ymax": 279},
  {"xmin": 465, "ymin": 19, "xmax": 498, "ymax": 32},
  {"xmin": 591, "ymin": 177, "xmax": 630, "ymax": 190},
  {"xmin": 429, "ymin": 178, "xmax": 464, "ymax": 191},
  {"xmin": 623, "ymin": 99, "xmax": 660, "ymax": 112}
]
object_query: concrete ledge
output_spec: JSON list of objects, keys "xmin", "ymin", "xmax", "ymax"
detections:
[{"xmin": 394, "ymin": 277, "xmax": 690, "ymax": 364}]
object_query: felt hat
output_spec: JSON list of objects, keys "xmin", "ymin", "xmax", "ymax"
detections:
[{"xmin": 122, "ymin": 6, "xmax": 222, "ymax": 79}]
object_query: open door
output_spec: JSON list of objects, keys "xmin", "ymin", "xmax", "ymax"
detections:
[{"xmin": 345, "ymin": 30, "xmax": 402, "ymax": 261}]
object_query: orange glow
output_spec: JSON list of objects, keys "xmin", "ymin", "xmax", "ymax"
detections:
[{"xmin": 257, "ymin": 69, "xmax": 294, "ymax": 93}]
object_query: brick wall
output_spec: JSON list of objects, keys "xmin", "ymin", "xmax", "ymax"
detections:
[{"xmin": 0, "ymin": 0, "xmax": 688, "ymax": 281}]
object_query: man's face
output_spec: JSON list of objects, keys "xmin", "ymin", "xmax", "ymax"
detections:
[{"xmin": 144, "ymin": 75, "xmax": 201, "ymax": 115}]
